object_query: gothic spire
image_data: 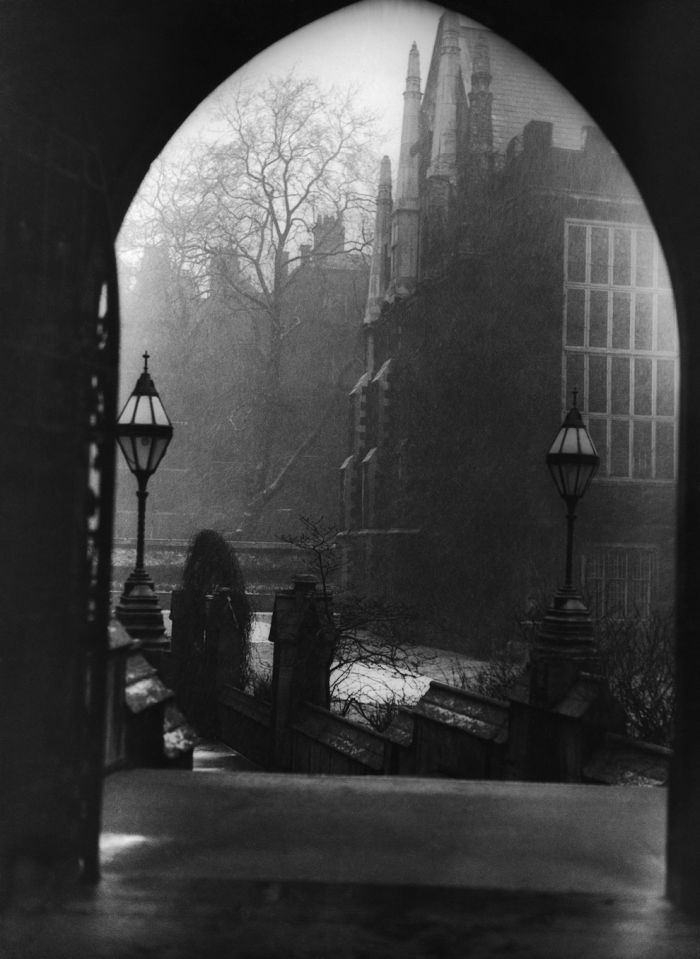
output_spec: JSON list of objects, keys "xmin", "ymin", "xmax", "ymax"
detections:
[
  {"xmin": 428, "ymin": 10, "xmax": 461, "ymax": 181},
  {"xmin": 396, "ymin": 41, "xmax": 422, "ymax": 206},
  {"xmin": 364, "ymin": 155, "xmax": 393, "ymax": 327},
  {"xmin": 390, "ymin": 41, "xmax": 422, "ymax": 297}
]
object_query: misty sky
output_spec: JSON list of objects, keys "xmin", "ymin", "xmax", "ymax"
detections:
[{"xmin": 161, "ymin": 1, "xmax": 446, "ymax": 176}]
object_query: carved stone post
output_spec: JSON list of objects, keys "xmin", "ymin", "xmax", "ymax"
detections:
[{"xmin": 269, "ymin": 575, "xmax": 335, "ymax": 770}]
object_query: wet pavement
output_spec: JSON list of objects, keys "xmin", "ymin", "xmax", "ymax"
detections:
[{"xmin": 2, "ymin": 771, "xmax": 699, "ymax": 957}]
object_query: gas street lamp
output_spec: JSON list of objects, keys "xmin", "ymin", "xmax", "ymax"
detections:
[
  {"xmin": 114, "ymin": 352, "xmax": 173, "ymax": 645},
  {"xmin": 530, "ymin": 390, "xmax": 600, "ymax": 707},
  {"xmin": 546, "ymin": 389, "xmax": 600, "ymax": 590}
]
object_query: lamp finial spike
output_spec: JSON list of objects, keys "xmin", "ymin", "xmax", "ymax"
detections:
[
  {"xmin": 572, "ymin": 387, "xmax": 578, "ymax": 409},
  {"xmin": 143, "ymin": 350, "xmax": 150, "ymax": 372}
]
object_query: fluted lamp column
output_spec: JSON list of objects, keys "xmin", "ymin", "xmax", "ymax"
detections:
[
  {"xmin": 114, "ymin": 352, "xmax": 173, "ymax": 646},
  {"xmin": 530, "ymin": 390, "xmax": 600, "ymax": 707}
]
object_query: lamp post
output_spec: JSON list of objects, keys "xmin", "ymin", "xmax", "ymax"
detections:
[
  {"xmin": 530, "ymin": 390, "xmax": 600, "ymax": 706},
  {"xmin": 114, "ymin": 352, "xmax": 173, "ymax": 646}
]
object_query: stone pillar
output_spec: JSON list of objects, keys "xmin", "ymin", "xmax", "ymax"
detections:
[
  {"xmin": 168, "ymin": 588, "xmax": 189, "ymax": 671},
  {"xmin": 269, "ymin": 575, "xmax": 335, "ymax": 770},
  {"xmin": 207, "ymin": 587, "xmax": 247, "ymax": 694}
]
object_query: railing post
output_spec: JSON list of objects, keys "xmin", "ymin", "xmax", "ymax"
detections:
[{"xmin": 269, "ymin": 575, "xmax": 335, "ymax": 770}]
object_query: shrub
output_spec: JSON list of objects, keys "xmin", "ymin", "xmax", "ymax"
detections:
[
  {"xmin": 280, "ymin": 515, "xmax": 426, "ymax": 721},
  {"xmin": 469, "ymin": 642, "xmax": 527, "ymax": 701},
  {"xmin": 181, "ymin": 529, "xmax": 253, "ymax": 641},
  {"xmin": 596, "ymin": 610, "xmax": 675, "ymax": 748}
]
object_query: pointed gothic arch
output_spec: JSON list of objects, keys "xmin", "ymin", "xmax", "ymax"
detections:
[{"xmin": 1, "ymin": 0, "xmax": 700, "ymax": 917}]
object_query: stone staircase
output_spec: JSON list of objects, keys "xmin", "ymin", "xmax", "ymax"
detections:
[{"xmin": 192, "ymin": 739, "xmax": 260, "ymax": 773}]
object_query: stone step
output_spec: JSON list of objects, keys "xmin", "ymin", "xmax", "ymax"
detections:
[{"xmin": 192, "ymin": 740, "xmax": 260, "ymax": 772}]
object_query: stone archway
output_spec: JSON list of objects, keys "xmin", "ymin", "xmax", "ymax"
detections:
[{"xmin": 1, "ymin": 0, "xmax": 700, "ymax": 915}]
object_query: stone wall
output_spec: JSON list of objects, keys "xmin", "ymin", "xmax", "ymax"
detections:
[{"xmin": 208, "ymin": 580, "xmax": 670, "ymax": 786}]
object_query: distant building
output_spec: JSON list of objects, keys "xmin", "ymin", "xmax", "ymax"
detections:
[
  {"xmin": 116, "ymin": 217, "xmax": 368, "ymax": 541},
  {"xmin": 340, "ymin": 12, "xmax": 678, "ymax": 651}
]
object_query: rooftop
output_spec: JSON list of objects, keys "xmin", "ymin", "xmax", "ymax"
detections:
[{"xmin": 421, "ymin": 14, "xmax": 595, "ymax": 155}]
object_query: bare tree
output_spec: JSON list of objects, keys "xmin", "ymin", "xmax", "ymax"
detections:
[
  {"xmin": 119, "ymin": 73, "xmax": 378, "ymax": 535},
  {"xmin": 596, "ymin": 610, "xmax": 675, "ymax": 747},
  {"xmin": 281, "ymin": 516, "xmax": 431, "ymax": 729}
]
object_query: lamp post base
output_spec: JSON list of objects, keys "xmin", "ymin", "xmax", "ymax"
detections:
[
  {"xmin": 529, "ymin": 586, "xmax": 598, "ymax": 708},
  {"xmin": 115, "ymin": 568, "xmax": 169, "ymax": 648}
]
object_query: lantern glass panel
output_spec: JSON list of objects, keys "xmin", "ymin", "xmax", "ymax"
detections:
[
  {"xmin": 134, "ymin": 435, "xmax": 154, "ymax": 472},
  {"xmin": 152, "ymin": 398, "xmax": 171, "ymax": 427},
  {"xmin": 118, "ymin": 395, "xmax": 138, "ymax": 425},
  {"xmin": 132, "ymin": 395, "xmax": 155, "ymax": 425},
  {"xmin": 117, "ymin": 435, "xmax": 136, "ymax": 472},
  {"xmin": 580, "ymin": 433, "xmax": 597, "ymax": 457},
  {"xmin": 149, "ymin": 435, "xmax": 171, "ymax": 473},
  {"xmin": 559, "ymin": 428, "xmax": 579, "ymax": 455},
  {"xmin": 561, "ymin": 463, "xmax": 580, "ymax": 497}
]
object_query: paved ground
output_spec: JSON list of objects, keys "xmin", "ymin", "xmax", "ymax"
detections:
[
  {"xmin": 98, "ymin": 773, "xmax": 666, "ymax": 895},
  {"xmin": 2, "ymin": 771, "xmax": 699, "ymax": 957}
]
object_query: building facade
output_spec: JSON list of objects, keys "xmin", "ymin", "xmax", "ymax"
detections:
[{"xmin": 340, "ymin": 12, "xmax": 678, "ymax": 652}]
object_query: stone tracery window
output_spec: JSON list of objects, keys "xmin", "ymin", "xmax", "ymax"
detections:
[
  {"xmin": 563, "ymin": 219, "xmax": 678, "ymax": 481},
  {"xmin": 582, "ymin": 545, "xmax": 656, "ymax": 618}
]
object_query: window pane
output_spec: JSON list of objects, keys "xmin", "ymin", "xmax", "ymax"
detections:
[
  {"xmin": 563, "ymin": 219, "xmax": 678, "ymax": 488},
  {"xmin": 657, "ymin": 359, "xmax": 676, "ymax": 416},
  {"xmin": 566, "ymin": 288, "xmax": 585, "ymax": 346},
  {"xmin": 657, "ymin": 293, "xmax": 677, "ymax": 351},
  {"xmin": 635, "ymin": 230, "xmax": 654, "ymax": 286},
  {"xmin": 656, "ymin": 421, "xmax": 675, "ymax": 479},
  {"xmin": 633, "ymin": 420, "xmax": 652, "ymax": 479},
  {"xmin": 591, "ymin": 227, "xmax": 609, "ymax": 284},
  {"xmin": 589, "ymin": 418, "xmax": 608, "ymax": 476},
  {"xmin": 634, "ymin": 293, "xmax": 653, "ymax": 350},
  {"xmin": 566, "ymin": 351, "xmax": 584, "ymax": 401},
  {"xmin": 567, "ymin": 225, "xmax": 586, "ymax": 282},
  {"xmin": 613, "ymin": 229, "xmax": 631, "ymax": 285},
  {"xmin": 611, "ymin": 419, "xmax": 630, "ymax": 476},
  {"xmin": 630, "ymin": 550, "xmax": 653, "ymax": 615},
  {"xmin": 611, "ymin": 356, "xmax": 630, "ymax": 414},
  {"xmin": 656, "ymin": 249, "xmax": 671, "ymax": 289},
  {"xmin": 589, "ymin": 290, "xmax": 608, "ymax": 347},
  {"xmin": 589, "ymin": 355, "xmax": 608, "ymax": 413},
  {"xmin": 634, "ymin": 358, "xmax": 652, "ymax": 415},
  {"xmin": 631, "ymin": 580, "xmax": 651, "ymax": 616},
  {"xmin": 612, "ymin": 292, "xmax": 630, "ymax": 349},
  {"xmin": 606, "ymin": 580, "xmax": 627, "ymax": 618},
  {"xmin": 605, "ymin": 549, "xmax": 627, "ymax": 616},
  {"xmin": 584, "ymin": 554, "xmax": 604, "ymax": 617}
]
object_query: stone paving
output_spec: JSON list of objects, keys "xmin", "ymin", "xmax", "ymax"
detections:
[{"xmin": 3, "ymin": 771, "xmax": 699, "ymax": 958}]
